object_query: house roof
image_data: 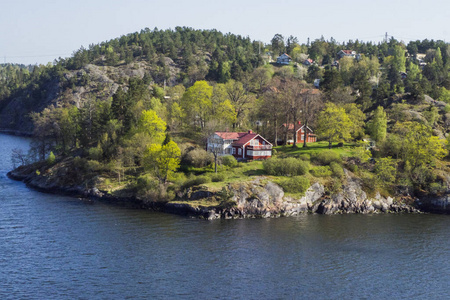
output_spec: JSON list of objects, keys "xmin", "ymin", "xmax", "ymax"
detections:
[
  {"xmin": 214, "ymin": 131, "xmax": 272, "ymax": 147},
  {"xmin": 278, "ymin": 53, "xmax": 292, "ymax": 59},
  {"xmin": 340, "ymin": 50, "xmax": 355, "ymax": 54},
  {"xmin": 232, "ymin": 133, "xmax": 259, "ymax": 146}
]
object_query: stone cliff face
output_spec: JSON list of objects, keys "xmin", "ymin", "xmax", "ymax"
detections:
[
  {"xmin": 201, "ymin": 174, "xmax": 419, "ymax": 220},
  {"xmin": 0, "ymin": 60, "xmax": 182, "ymax": 134}
]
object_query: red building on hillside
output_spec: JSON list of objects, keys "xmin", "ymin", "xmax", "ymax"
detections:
[{"xmin": 206, "ymin": 130, "xmax": 272, "ymax": 160}]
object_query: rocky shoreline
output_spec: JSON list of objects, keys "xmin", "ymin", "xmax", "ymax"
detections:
[{"xmin": 10, "ymin": 165, "xmax": 444, "ymax": 219}]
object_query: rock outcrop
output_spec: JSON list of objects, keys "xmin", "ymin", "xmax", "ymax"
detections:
[{"xmin": 7, "ymin": 162, "xmax": 421, "ymax": 220}]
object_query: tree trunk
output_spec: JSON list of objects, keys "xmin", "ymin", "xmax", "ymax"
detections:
[
  {"xmin": 303, "ymin": 120, "xmax": 308, "ymax": 148},
  {"xmin": 329, "ymin": 141, "xmax": 332, "ymax": 149}
]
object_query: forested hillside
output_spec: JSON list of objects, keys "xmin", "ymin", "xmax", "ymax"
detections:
[{"xmin": 3, "ymin": 27, "xmax": 450, "ymax": 203}]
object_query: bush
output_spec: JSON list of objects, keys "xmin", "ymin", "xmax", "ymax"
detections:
[
  {"xmin": 88, "ymin": 145, "xmax": 103, "ymax": 161},
  {"xmin": 184, "ymin": 148, "xmax": 214, "ymax": 168},
  {"xmin": 47, "ymin": 151, "xmax": 56, "ymax": 164},
  {"xmin": 221, "ymin": 155, "xmax": 237, "ymax": 167},
  {"xmin": 210, "ymin": 173, "xmax": 226, "ymax": 182},
  {"xmin": 314, "ymin": 150, "xmax": 342, "ymax": 165},
  {"xmin": 298, "ymin": 154, "xmax": 310, "ymax": 161},
  {"xmin": 310, "ymin": 166, "xmax": 332, "ymax": 177},
  {"xmin": 182, "ymin": 175, "xmax": 211, "ymax": 189},
  {"xmin": 263, "ymin": 157, "xmax": 309, "ymax": 176},
  {"xmin": 278, "ymin": 176, "xmax": 310, "ymax": 194},
  {"xmin": 330, "ymin": 161, "xmax": 344, "ymax": 178}
]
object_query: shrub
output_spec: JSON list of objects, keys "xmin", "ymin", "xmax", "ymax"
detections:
[
  {"xmin": 47, "ymin": 151, "xmax": 56, "ymax": 164},
  {"xmin": 184, "ymin": 148, "xmax": 214, "ymax": 168},
  {"xmin": 182, "ymin": 175, "xmax": 211, "ymax": 189},
  {"xmin": 315, "ymin": 150, "xmax": 342, "ymax": 165},
  {"xmin": 263, "ymin": 157, "xmax": 309, "ymax": 176},
  {"xmin": 89, "ymin": 145, "xmax": 103, "ymax": 161},
  {"xmin": 298, "ymin": 154, "xmax": 310, "ymax": 161},
  {"xmin": 221, "ymin": 155, "xmax": 237, "ymax": 167},
  {"xmin": 310, "ymin": 166, "xmax": 332, "ymax": 177},
  {"xmin": 278, "ymin": 176, "xmax": 310, "ymax": 194},
  {"xmin": 210, "ymin": 173, "xmax": 226, "ymax": 182},
  {"xmin": 330, "ymin": 161, "xmax": 344, "ymax": 178}
]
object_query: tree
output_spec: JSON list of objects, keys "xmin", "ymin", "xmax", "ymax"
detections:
[
  {"xmin": 393, "ymin": 121, "xmax": 447, "ymax": 168},
  {"xmin": 343, "ymin": 103, "xmax": 366, "ymax": 140},
  {"xmin": 181, "ymin": 80, "xmax": 213, "ymax": 129},
  {"xmin": 137, "ymin": 109, "xmax": 167, "ymax": 145},
  {"xmin": 375, "ymin": 157, "xmax": 397, "ymax": 184},
  {"xmin": 143, "ymin": 140, "xmax": 181, "ymax": 184},
  {"xmin": 367, "ymin": 106, "xmax": 387, "ymax": 143},
  {"xmin": 271, "ymin": 34, "xmax": 285, "ymax": 56},
  {"xmin": 316, "ymin": 103, "xmax": 353, "ymax": 148}
]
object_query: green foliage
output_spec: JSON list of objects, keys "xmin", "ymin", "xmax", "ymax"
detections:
[
  {"xmin": 314, "ymin": 150, "xmax": 342, "ymax": 165},
  {"xmin": 330, "ymin": 161, "xmax": 344, "ymax": 178},
  {"xmin": 221, "ymin": 155, "xmax": 238, "ymax": 167},
  {"xmin": 374, "ymin": 157, "xmax": 397, "ymax": 183},
  {"xmin": 367, "ymin": 106, "xmax": 387, "ymax": 143},
  {"xmin": 392, "ymin": 121, "xmax": 447, "ymax": 168},
  {"xmin": 310, "ymin": 166, "xmax": 332, "ymax": 177},
  {"xmin": 210, "ymin": 173, "xmax": 226, "ymax": 182},
  {"xmin": 316, "ymin": 103, "xmax": 353, "ymax": 148},
  {"xmin": 182, "ymin": 175, "xmax": 211, "ymax": 189},
  {"xmin": 143, "ymin": 140, "xmax": 181, "ymax": 183},
  {"xmin": 47, "ymin": 151, "xmax": 56, "ymax": 164},
  {"xmin": 184, "ymin": 148, "xmax": 214, "ymax": 168},
  {"xmin": 278, "ymin": 176, "xmax": 310, "ymax": 194},
  {"xmin": 263, "ymin": 157, "xmax": 309, "ymax": 176},
  {"xmin": 138, "ymin": 109, "xmax": 167, "ymax": 144}
]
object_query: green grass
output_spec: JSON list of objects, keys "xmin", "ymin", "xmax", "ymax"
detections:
[{"xmin": 275, "ymin": 141, "xmax": 359, "ymax": 158}]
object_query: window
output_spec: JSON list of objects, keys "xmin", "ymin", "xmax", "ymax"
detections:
[
  {"xmin": 262, "ymin": 141, "xmax": 265, "ymax": 145},
  {"xmin": 238, "ymin": 148, "xmax": 242, "ymax": 155},
  {"xmin": 232, "ymin": 148, "xmax": 236, "ymax": 154}
]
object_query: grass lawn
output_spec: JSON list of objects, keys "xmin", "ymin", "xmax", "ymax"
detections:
[{"xmin": 275, "ymin": 141, "xmax": 359, "ymax": 158}]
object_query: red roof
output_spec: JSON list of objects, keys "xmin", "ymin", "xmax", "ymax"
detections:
[
  {"xmin": 232, "ymin": 133, "xmax": 259, "ymax": 146},
  {"xmin": 214, "ymin": 131, "xmax": 272, "ymax": 147},
  {"xmin": 215, "ymin": 131, "xmax": 247, "ymax": 140},
  {"xmin": 341, "ymin": 50, "xmax": 355, "ymax": 54}
]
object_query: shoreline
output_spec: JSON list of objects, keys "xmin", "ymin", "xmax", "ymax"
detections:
[{"xmin": 9, "ymin": 166, "xmax": 447, "ymax": 219}]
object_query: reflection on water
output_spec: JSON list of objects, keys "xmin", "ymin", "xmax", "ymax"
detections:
[{"xmin": 0, "ymin": 134, "xmax": 449, "ymax": 299}]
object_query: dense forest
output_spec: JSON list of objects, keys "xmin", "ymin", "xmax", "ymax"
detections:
[{"xmin": 2, "ymin": 27, "xmax": 450, "ymax": 201}]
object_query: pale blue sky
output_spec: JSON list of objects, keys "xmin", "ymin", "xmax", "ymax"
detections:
[{"xmin": 2, "ymin": 0, "xmax": 449, "ymax": 65}]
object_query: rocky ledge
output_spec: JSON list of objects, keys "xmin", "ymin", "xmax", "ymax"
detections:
[{"xmin": 7, "ymin": 166, "xmax": 426, "ymax": 220}]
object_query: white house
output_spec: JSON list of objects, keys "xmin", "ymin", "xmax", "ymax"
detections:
[{"xmin": 337, "ymin": 50, "xmax": 357, "ymax": 59}]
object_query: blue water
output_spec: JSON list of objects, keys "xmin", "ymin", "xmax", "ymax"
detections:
[{"xmin": 0, "ymin": 134, "xmax": 449, "ymax": 299}]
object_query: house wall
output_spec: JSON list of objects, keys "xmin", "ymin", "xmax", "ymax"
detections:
[{"xmin": 296, "ymin": 130, "xmax": 317, "ymax": 143}]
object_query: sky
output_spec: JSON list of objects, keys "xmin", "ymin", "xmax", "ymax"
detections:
[{"xmin": 2, "ymin": 0, "xmax": 450, "ymax": 65}]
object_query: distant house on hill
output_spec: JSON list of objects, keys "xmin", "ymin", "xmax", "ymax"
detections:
[
  {"xmin": 206, "ymin": 130, "xmax": 272, "ymax": 160},
  {"xmin": 279, "ymin": 121, "xmax": 317, "ymax": 145},
  {"xmin": 303, "ymin": 58, "xmax": 314, "ymax": 66},
  {"xmin": 276, "ymin": 53, "xmax": 292, "ymax": 65},
  {"xmin": 337, "ymin": 50, "xmax": 357, "ymax": 59}
]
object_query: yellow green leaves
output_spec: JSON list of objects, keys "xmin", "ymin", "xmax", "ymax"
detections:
[
  {"xmin": 138, "ymin": 109, "xmax": 166, "ymax": 145},
  {"xmin": 144, "ymin": 140, "xmax": 181, "ymax": 183},
  {"xmin": 316, "ymin": 103, "xmax": 353, "ymax": 148}
]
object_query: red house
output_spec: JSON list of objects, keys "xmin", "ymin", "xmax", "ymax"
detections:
[
  {"xmin": 279, "ymin": 122, "xmax": 317, "ymax": 145},
  {"xmin": 207, "ymin": 130, "xmax": 272, "ymax": 160}
]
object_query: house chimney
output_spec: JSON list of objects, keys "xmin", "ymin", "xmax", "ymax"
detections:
[{"xmin": 248, "ymin": 130, "xmax": 252, "ymax": 134}]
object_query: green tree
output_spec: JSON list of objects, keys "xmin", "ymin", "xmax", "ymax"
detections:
[
  {"xmin": 181, "ymin": 80, "xmax": 213, "ymax": 129},
  {"xmin": 375, "ymin": 157, "xmax": 397, "ymax": 184},
  {"xmin": 143, "ymin": 140, "xmax": 181, "ymax": 184},
  {"xmin": 367, "ymin": 106, "xmax": 387, "ymax": 143},
  {"xmin": 393, "ymin": 121, "xmax": 447, "ymax": 168},
  {"xmin": 137, "ymin": 110, "xmax": 167, "ymax": 145},
  {"xmin": 316, "ymin": 103, "xmax": 353, "ymax": 148}
]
